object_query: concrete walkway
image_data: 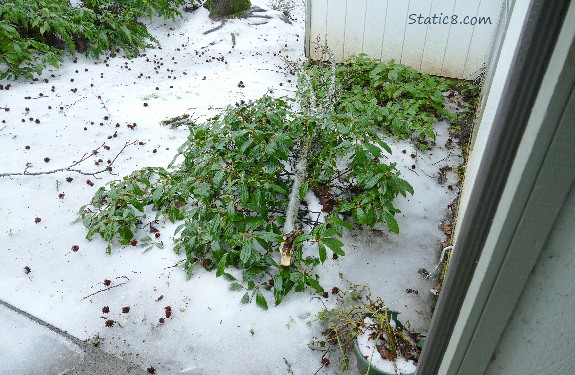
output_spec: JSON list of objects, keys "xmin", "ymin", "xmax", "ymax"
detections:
[{"xmin": 0, "ymin": 299, "xmax": 147, "ymax": 375}]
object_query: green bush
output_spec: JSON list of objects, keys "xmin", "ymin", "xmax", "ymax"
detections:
[
  {"xmin": 304, "ymin": 54, "xmax": 455, "ymax": 146},
  {"xmin": 0, "ymin": 0, "xmax": 186, "ymax": 79}
]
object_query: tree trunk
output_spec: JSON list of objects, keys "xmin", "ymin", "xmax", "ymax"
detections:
[{"xmin": 205, "ymin": 0, "xmax": 251, "ymax": 18}]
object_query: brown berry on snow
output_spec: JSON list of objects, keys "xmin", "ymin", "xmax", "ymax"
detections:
[
  {"xmin": 105, "ymin": 319, "xmax": 114, "ymax": 327},
  {"xmin": 122, "ymin": 306, "xmax": 130, "ymax": 313},
  {"xmin": 130, "ymin": 239, "xmax": 138, "ymax": 246},
  {"xmin": 103, "ymin": 279, "xmax": 111, "ymax": 286},
  {"xmin": 147, "ymin": 366, "xmax": 156, "ymax": 374},
  {"xmin": 159, "ymin": 317, "xmax": 165, "ymax": 324},
  {"xmin": 71, "ymin": 245, "xmax": 79, "ymax": 252},
  {"xmin": 102, "ymin": 306, "xmax": 110, "ymax": 313},
  {"xmin": 34, "ymin": 217, "xmax": 41, "ymax": 223}
]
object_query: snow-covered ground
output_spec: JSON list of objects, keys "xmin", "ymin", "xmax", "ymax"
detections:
[{"xmin": 0, "ymin": 2, "xmax": 461, "ymax": 373}]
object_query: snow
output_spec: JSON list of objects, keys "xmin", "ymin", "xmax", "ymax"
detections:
[{"xmin": 0, "ymin": 1, "xmax": 461, "ymax": 373}]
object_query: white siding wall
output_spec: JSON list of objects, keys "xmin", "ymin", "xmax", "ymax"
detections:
[{"xmin": 306, "ymin": 0, "xmax": 506, "ymax": 79}]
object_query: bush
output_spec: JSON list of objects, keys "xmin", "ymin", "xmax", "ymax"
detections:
[
  {"xmin": 304, "ymin": 54, "xmax": 455, "ymax": 146},
  {"xmin": 0, "ymin": 0, "xmax": 186, "ymax": 79}
]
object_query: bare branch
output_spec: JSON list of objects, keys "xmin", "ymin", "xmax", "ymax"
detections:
[
  {"xmin": 81, "ymin": 276, "xmax": 130, "ymax": 300},
  {"xmin": 0, "ymin": 141, "xmax": 138, "ymax": 178}
]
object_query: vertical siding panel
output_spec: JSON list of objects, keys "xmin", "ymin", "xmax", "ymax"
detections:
[
  {"xmin": 420, "ymin": 0, "xmax": 457, "ymax": 75},
  {"xmin": 306, "ymin": 0, "xmax": 506, "ymax": 79},
  {"xmin": 463, "ymin": 0, "xmax": 505, "ymax": 78},
  {"xmin": 401, "ymin": 0, "xmax": 433, "ymax": 71},
  {"xmin": 362, "ymin": 0, "xmax": 388, "ymax": 60},
  {"xmin": 441, "ymin": 0, "xmax": 482, "ymax": 78},
  {"xmin": 381, "ymin": 1, "xmax": 410, "ymax": 62},
  {"xmin": 343, "ymin": 0, "xmax": 368, "ymax": 58},
  {"xmin": 308, "ymin": 0, "xmax": 329, "ymax": 60},
  {"xmin": 326, "ymin": 0, "xmax": 348, "ymax": 61}
]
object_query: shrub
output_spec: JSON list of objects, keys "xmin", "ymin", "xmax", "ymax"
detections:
[
  {"xmin": 304, "ymin": 54, "xmax": 456, "ymax": 146},
  {"xmin": 0, "ymin": 0, "xmax": 186, "ymax": 79}
]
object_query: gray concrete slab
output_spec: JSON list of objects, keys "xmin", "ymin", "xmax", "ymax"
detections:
[{"xmin": 0, "ymin": 300, "xmax": 147, "ymax": 375}]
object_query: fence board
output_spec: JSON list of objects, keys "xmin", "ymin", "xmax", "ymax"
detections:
[
  {"xmin": 439, "ymin": 0, "xmax": 482, "ymax": 78},
  {"xmin": 362, "ymin": 0, "xmax": 388, "ymax": 59},
  {"xmin": 343, "ymin": 0, "xmax": 368, "ymax": 58},
  {"xmin": 308, "ymin": 0, "xmax": 328, "ymax": 58},
  {"xmin": 381, "ymin": 1, "xmax": 409, "ymax": 62},
  {"xmin": 326, "ymin": 0, "xmax": 348, "ymax": 60},
  {"xmin": 463, "ymin": 0, "xmax": 504, "ymax": 78},
  {"xmin": 421, "ymin": 0, "xmax": 458, "ymax": 76},
  {"xmin": 402, "ymin": 1, "xmax": 434, "ymax": 70}
]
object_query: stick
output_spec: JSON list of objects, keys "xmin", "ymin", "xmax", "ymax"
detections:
[
  {"xmin": 81, "ymin": 276, "xmax": 130, "ymax": 300},
  {"xmin": 0, "ymin": 141, "xmax": 137, "ymax": 178},
  {"xmin": 203, "ymin": 21, "xmax": 227, "ymax": 35}
]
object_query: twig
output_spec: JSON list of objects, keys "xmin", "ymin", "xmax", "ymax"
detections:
[
  {"xmin": 61, "ymin": 96, "xmax": 87, "ymax": 114},
  {"xmin": 94, "ymin": 94, "xmax": 111, "ymax": 115},
  {"xmin": 246, "ymin": 14, "xmax": 273, "ymax": 19},
  {"xmin": 283, "ymin": 358, "xmax": 295, "ymax": 375},
  {"xmin": 432, "ymin": 152, "xmax": 453, "ymax": 165},
  {"xmin": 81, "ymin": 276, "xmax": 130, "ymax": 300},
  {"xmin": 203, "ymin": 21, "xmax": 227, "ymax": 35},
  {"xmin": 0, "ymin": 141, "xmax": 137, "ymax": 178}
]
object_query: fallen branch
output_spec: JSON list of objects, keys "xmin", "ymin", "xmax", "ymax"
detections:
[
  {"xmin": 279, "ymin": 43, "xmax": 337, "ymax": 266},
  {"xmin": 0, "ymin": 141, "xmax": 137, "ymax": 178}
]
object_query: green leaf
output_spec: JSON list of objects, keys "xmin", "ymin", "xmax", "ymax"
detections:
[
  {"xmin": 240, "ymin": 292, "xmax": 250, "ymax": 304},
  {"xmin": 255, "ymin": 291, "xmax": 268, "ymax": 310},
  {"xmin": 299, "ymin": 181, "xmax": 309, "ymax": 199},
  {"xmin": 273, "ymin": 273, "xmax": 284, "ymax": 305},
  {"xmin": 229, "ymin": 283, "xmax": 244, "ymax": 291},
  {"xmin": 240, "ymin": 242, "xmax": 253, "ymax": 265},
  {"xmin": 318, "ymin": 243, "xmax": 327, "ymax": 263},
  {"xmin": 364, "ymin": 173, "xmax": 383, "ymax": 189},
  {"xmin": 254, "ymin": 231, "xmax": 282, "ymax": 243},
  {"xmin": 240, "ymin": 184, "xmax": 249, "ymax": 203},
  {"xmin": 364, "ymin": 143, "xmax": 382, "ymax": 158},
  {"xmin": 245, "ymin": 217, "xmax": 265, "ymax": 232},
  {"xmin": 384, "ymin": 212, "xmax": 399, "ymax": 234},
  {"xmin": 321, "ymin": 237, "xmax": 345, "ymax": 256},
  {"xmin": 117, "ymin": 226, "xmax": 133, "ymax": 245},
  {"xmin": 216, "ymin": 253, "xmax": 227, "ymax": 277},
  {"xmin": 127, "ymin": 198, "xmax": 145, "ymax": 212},
  {"xmin": 213, "ymin": 170, "xmax": 226, "ymax": 186},
  {"xmin": 305, "ymin": 276, "xmax": 324, "ymax": 293},
  {"xmin": 327, "ymin": 216, "xmax": 353, "ymax": 230}
]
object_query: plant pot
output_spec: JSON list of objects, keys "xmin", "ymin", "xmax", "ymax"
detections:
[{"xmin": 353, "ymin": 340, "xmax": 416, "ymax": 375}]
